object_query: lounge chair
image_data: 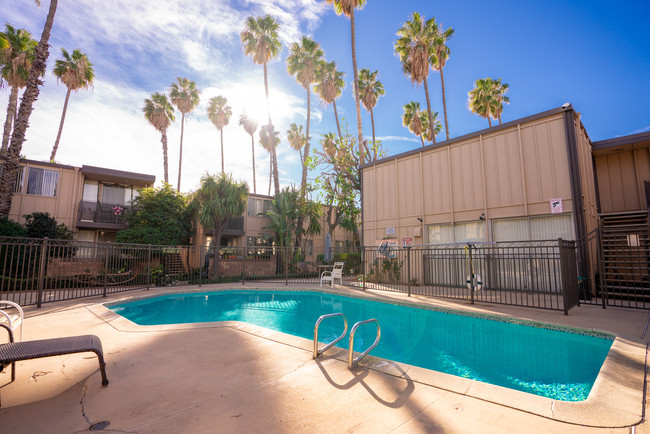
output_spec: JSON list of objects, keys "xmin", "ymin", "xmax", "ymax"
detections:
[
  {"xmin": 0, "ymin": 300, "xmax": 24, "ymax": 341},
  {"xmin": 0, "ymin": 325, "xmax": 109, "ymax": 386},
  {"xmin": 320, "ymin": 262, "xmax": 344, "ymax": 287}
]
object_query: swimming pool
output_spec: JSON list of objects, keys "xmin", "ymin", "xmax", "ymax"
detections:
[{"xmin": 109, "ymin": 290, "xmax": 613, "ymax": 401}]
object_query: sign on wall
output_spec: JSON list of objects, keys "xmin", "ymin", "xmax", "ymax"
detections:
[
  {"xmin": 550, "ymin": 198, "xmax": 563, "ymax": 214},
  {"xmin": 386, "ymin": 227, "xmax": 396, "ymax": 235},
  {"xmin": 402, "ymin": 237, "xmax": 413, "ymax": 246}
]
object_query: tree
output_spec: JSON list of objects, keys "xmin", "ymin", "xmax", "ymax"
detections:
[
  {"xmin": 395, "ymin": 12, "xmax": 438, "ymax": 144},
  {"xmin": 239, "ymin": 111, "xmax": 259, "ymax": 194},
  {"xmin": 491, "ymin": 78, "xmax": 510, "ymax": 124},
  {"xmin": 116, "ymin": 184, "xmax": 192, "ymax": 245},
  {"xmin": 169, "ymin": 77, "xmax": 200, "ymax": 191},
  {"xmin": 191, "ymin": 173, "xmax": 248, "ymax": 279},
  {"xmin": 207, "ymin": 95, "xmax": 232, "ymax": 174},
  {"xmin": 325, "ymin": 0, "xmax": 366, "ymax": 165},
  {"xmin": 402, "ymin": 101, "xmax": 442, "ymax": 147},
  {"xmin": 286, "ymin": 123, "xmax": 306, "ymax": 164},
  {"xmin": 0, "ymin": 0, "xmax": 59, "ymax": 218},
  {"xmin": 431, "ymin": 23, "xmax": 454, "ymax": 140},
  {"xmin": 24, "ymin": 211, "xmax": 73, "ymax": 239},
  {"xmin": 468, "ymin": 77, "xmax": 509, "ymax": 127},
  {"xmin": 143, "ymin": 92, "xmax": 175, "ymax": 184},
  {"xmin": 286, "ymin": 36, "xmax": 324, "ymax": 198},
  {"xmin": 0, "ymin": 25, "xmax": 37, "ymax": 155},
  {"xmin": 50, "ymin": 48, "xmax": 94, "ymax": 162},
  {"xmin": 241, "ymin": 15, "xmax": 281, "ymax": 195},
  {"xmin": 314, "ymin": 60, "xmax": 345, "ymax": 140},
  {"xmin": 259, "ymin": 123, "xmax": 280, "ymax": 196},
  {"xmin": 358, "ymin": 68, "xmax": 385, "ymax": 147}
]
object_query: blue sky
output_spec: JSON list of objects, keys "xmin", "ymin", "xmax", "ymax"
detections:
[{"xmin": 4, "ymin": 0, "xmax": 649, "ymax": 194}]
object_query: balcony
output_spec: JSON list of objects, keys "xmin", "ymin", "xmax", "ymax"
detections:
[
  {"xmin": 223, "ymin": 216, "xmax": 245, "ymax": 236},
  {"xmin": 77, "ymin": 201, "xmax": 130, "ymax": 230}
]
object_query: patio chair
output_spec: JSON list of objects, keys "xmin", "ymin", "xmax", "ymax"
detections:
[
  {"xmin": 0, "ymin": 326, "xmax": 109, "ymax": 386},
  {"xmin": 0, "ymin": 300, "xmax": 24, "ymax": 342},
  {"xmin": 320, "ymin": 262, "xmax": 344, "ymax": 287}
]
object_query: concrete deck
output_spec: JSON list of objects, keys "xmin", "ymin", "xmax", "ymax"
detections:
[{"xmin": 0, "ymin": 283, "xmax": 648, "ymax": 433}]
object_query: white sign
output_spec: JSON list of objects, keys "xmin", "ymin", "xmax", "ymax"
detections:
[
  {"xmin": 386, "ymin": 227, "xmax": 396, "ymax": 235},
  {"xmin": 550, "ymin": 198, "xmax": 563, "ymax": 214}
]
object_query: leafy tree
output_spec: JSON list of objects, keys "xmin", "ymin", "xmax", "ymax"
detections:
[
  {"xmin": 325, "ymin": 0, "xmax": 366, "ymax": 164},
  {"xmin": 0, "ymin": 217, "xmax": 27, "ymax": 237},
  {"xmin": 431, "ymin": 22, "xmax": 454, "ymax": 140},
  {"xmin": 241, "ymin": 15, "xmax": 281, "ymax": 194},
  {"xmin": 50, "ymin": 48, "xmax": 95, "ymax": 162},
  {"xmin": 314, "ymin": 60, "xmax": 345, "ymax": 140},
  {"xmin": 468, "ymin": 77, "xmax": 510, "ymax": 127},
  {"xmin": 143, "ymin": 92, "xmax": 175, "ymax": 184},
  {"xmin": 23, "ymin": 211, "xmax": 74, "ymax": 239},
  {"xmin": 191, "ymin": 173, "xmax": 248, "ymax": 278},
  {"xmin": 0, "ymin": 0, "xmax": 59, "ymax": 218},
  {"xmin": 358, "ymin": 68, "xmax": 385, "ymax": 148},
  {"xmin": 116, "ymin": 184, "xmax": 192, "ymax": 245},
  {"xmin": 169, "ymin": 77, "xmax": 200, "ymax": 191},
  {"xmin": 402, "ymin": 101, "xmax": 441, "ymax": 146},
  {"xmin": 239, "ymin": 111, "xmax": 259, "ymax": 194},
  {"xmin": 207, "ymin": 95, "xmax": 232, "ymax": 174}
]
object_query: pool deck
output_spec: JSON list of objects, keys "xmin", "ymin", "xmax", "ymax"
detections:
[{"xmin": 1, "ymin": 283, "xmax": 648, "ymax": 433}]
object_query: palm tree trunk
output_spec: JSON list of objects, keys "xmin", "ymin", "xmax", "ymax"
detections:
[
  {"xmin": 333, "ymin": 100, "xmax": 343, "ymax": 140},
  {"xmin": 440, "ymin": 67, "xmax": 450, "ymax": 140},
  {"xmin": 177, "ymin": 112, "xmax": 185, "ymax": 191},
  {"xmin": 220, "ymin": 127, "xmax": 224, "ymax": 174},
  {"xmin": 161, "ymin": 131, "xmax": 169, "ymax": 184},
  {"xmin": 423, "ymin": 78, "xmax": 436, "ymax": 145},
  {"xmin": 370, "ymin": 107, "xmax": 376, "ymax": 147},
  {"xmin": 267, "ymin": 156, "xmax": 272, "ymax": 196},
  {"xmin": 301, "ymin": 87, "xmax": 310, "ymax": 199},
  {"xmin": 250, "ymin": 134, "xmax": 256, "ymax": 194},
  {"xmin": 350, "ymin": 9, "xmax": 364, "ymax": 165},
  {"xmin": 419, "ymin": 134, "xmax": 425, "ymax": 147},
  {"xmin": 50, "ymin": 87, "xmax": 72, "ymax": 162},
  {"xmin": 1, "ymin": 87, "xmax": 19, "ymax": 156},
  {"xmin": 0, "ymin": 0, "xmax": 58, "ymax": 218},
  {"xmin": 498, "ymin": 113, "xmax": 502, "ymax": 125},
  {"xmin": 263, "ymin": 62, "xmax": 280, "ymax": 195}
]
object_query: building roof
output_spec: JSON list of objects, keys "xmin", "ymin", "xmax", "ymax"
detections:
[
  {"xmin": 591, "ymin": 131, "xmax": 650, "ymax": 153},
  {"xmin": 81, "ymin": 165, "xmax": 156, "ymax": 185}
]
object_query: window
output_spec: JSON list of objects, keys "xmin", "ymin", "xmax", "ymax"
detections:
[
  {"xmin": 101, "ymin": 185, "xmax": 125, "ymax": 205},
  {"xmin": 12, "ymin": 166, "xmax": 24, "ymax": 193},
  {"xmin": 427, "ymin": 221, "xmax": 485, "ymax": 244},
  {"xmin": 83, "ymin": 180, "xmax": 98, "ymax": 202},
  {"xmin": 305, "ymin": 239, "xmax": 314, "ymax": 256},
  {"xmin": 248, "ymin": 198, "xmax": 271, "ymax": 217},
  {"xmin": 492, "ymin": 214, "xmax": 574, "ymax": 242},
  {"xmin": 27, "ymin": 168, "xmax": 58, "ymax": 197}
]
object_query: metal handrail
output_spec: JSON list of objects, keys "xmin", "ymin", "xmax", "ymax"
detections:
[
  {"xmin": 348, "ymin": 318, "xmax": 381, "ymax": 369},
  {"xmin": 313, "ymin": 313, "xmax": 348, "ymax": 358}
]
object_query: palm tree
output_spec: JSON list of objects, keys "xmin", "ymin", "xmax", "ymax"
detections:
[
  {"xmin": 431, "ymin": 23, "xmax": 454, "ymax": 140},
  {"xmin": 286, "ymin": 123, "xmax": 306, "ymax": 163},
  {"xmin": 169, "ymin": 77, "xmax": 200, "ymax": 191},
  {"xmin": 395, "ymin": 12, "xmax": 438, "ymax": 144},
  {"xmin": 402, "ymin": 101, "xmax": 427, "ymax": 147},
  {"xmin": 314, "ymin": 60, "xmax": 345, "ymax": 140},
  {"xmin": 241, "ymin": 15, "xmax": 281, "ymax": 194},
  {"xmin": 0, "ymin": 25, "xmax": 37, "ymax": 155},
  {"xmin": 192, "ymin": 173, "xmax": 248, "ymax": 279},
  {"xmin": 325, "ymin": 0, "xmax": 366, "ymax": 164},
  {"xmin": 259, "ymin": 123, "xmax": 280, "ymax": 195},
  {"xmin": 206, "ymin": 95, "xmax": 232, "ymax": 174},
  {"xmin": 0, "ymin": 0, "xmax": 59, "ymax": 218},
  {"xmin": 239, "ymin": 111, "xmax": 259, "ymax": 194},
  {"xmin": 143, "ymin": 92, "xmax": 175, "ymax": 184},
  {"xmin": 286, "ymin": 36, "xmax": 324, "ymax": 198},
  {"xmin": 491, "ymin": 78, "xmax": 510, "ymax": 124},
  {"xmin": 358, "ymin": 68, "xmax": 385, "ymax": 147},
  {"xmin": 468, "ymin": 78, "xmax": 509, "ymax": 127},
  {"xmin": 50, "ymin": 48, "xmax": 94, "ymax": 162}
]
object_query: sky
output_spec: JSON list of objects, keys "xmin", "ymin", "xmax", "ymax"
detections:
[{"xmin": 4, "ymin": 0, "xmax": 650, "ymax": 196}]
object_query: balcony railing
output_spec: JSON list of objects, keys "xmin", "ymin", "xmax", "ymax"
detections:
[{"xmin": 78, "ymin": 201, "xmax": 130, "ymax": 225}]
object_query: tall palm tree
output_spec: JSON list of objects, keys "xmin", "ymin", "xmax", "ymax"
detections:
[
  {"xmin": 314, "ymin": 60, "xmax": 345, "ymax": 140},
  {"xmin": 431, "ymin": 23, "xmax": 454, "ymax": 140},
  {"xmin": 286, "ymin": 123, "xmax": 306, "ymax": 169},
  {"xmin": 50, "ymin": 48, "xmax": 94, "ymax": 162},
  {"xmin": 395, "ymin": 12, "xmax": 438, "ymax": 144},
  {"xmin": 358, "ymin": 68, "xmax": 385, "ymax": 147},
  {"xmin": 0, "ymin": 0, "xmax": 59, "ymax": 218},
  {"xmin": 468, "ymin": 77, "xmax": 509, "ymax": 128},
  {"xmin": 402, "ymin": 101, "xmax": 427, "ymax": 147},
  {"xmin": 259, "ymin": 123, "xmax": 280, "ymax": 196},
  {"xmin": 207, "ymin": 95, "xmax": 232, "ymax": 174},
  {"xmin": 239, "ymin": 111, "xmax": 259, "ymax": 194},
  {"xmin": 169, "ymin": 77, "xmax": 200, "ymax": 191},
  {"xmin": 325, "ymin": 0, "xmax": 366, "ymax": 165},
  {"xmin": 241, "ymin": 15, "xmax": 281, "ymax": 195},
  {"xmin": 286, "ymin": 36, "xmax": 324, "ymax": 197},
  {"xmin": 0, "ymin": 25, "xmax": 37, "ymax": 155},
  {"xmin": 143, "ymin": 92, "xmax": 175, "ymax": 184}
]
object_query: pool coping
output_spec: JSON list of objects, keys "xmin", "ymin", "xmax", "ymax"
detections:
[{"xmin": 87, "ymin": 286, "xmax": 647, "ymax": 428}]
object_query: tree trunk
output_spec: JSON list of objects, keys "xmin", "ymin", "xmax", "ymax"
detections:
[
  {"xmin": 250, "ymin": 134, "xmax": 256, "ymax": 194},
  {"xmin": 333, "ymin": 99, "xmax": 343, "ymax": 140},
  {"xmin": 487, "ymin": 105, "xmax": 492, "ymax": 128},
  {"xmin": 350, "ymin": 9, "xmax": 364, "ymax": 166},
  {"xmin": 423, "ymin": 78, "xmax": 436, "ymax": 145},
  {"xmin": 210, "ymin": 226, "xmax": 224, "ymax": 280},
  {"xmin": 50, "ymin": 87, "xmax": 71, "ymax": 162},
  {"xmin": 263, "ymin": 62, "xmax": 280, "ymax": 195},
  {"xmin": 1, "ymin": 87, "xmax": 19, "ymax": 156},
  {"xmin": 267, "ymin": 156, "xmax": 272, "ymax": 196},
  {"xmin": 220, "ymin": 127, "xmax": 224, "ymax": 174},
  {"xmin": 498, "ymin": 113, "xmax": 502, "ymax": 125},
  {"xmin": 370, "ymin": 107, "xmax": 376, "ymax": 147},
  {"xmin": 177, "ymin": 112, "xmax": 185, "ymax": 191},
  {"xmin": 420, "ymin": 134, "xmax": 425, "ymax": 147},
  {"xmin": 301, "ymin": 87, "xmax": 310, "ymax": 199},
  {"xmin": 440, "ymin": 67, "xmax": 450, "ymax": 140},
  {"xmin": 0, "ymin": 0, "xmax": 58, "ymax": 218},
  {"xmin": 161, "ymin": 131, "xmax": 169, "ymax": 184}
]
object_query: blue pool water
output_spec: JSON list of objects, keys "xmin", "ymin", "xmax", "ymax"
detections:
[{"xmin": 109, "ymin": 290, "xmax": 613, "ymax": 401}]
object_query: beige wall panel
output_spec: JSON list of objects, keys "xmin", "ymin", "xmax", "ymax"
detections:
[
  {"xmin": 595, "ymin": 156, "xmax": 614, "ymax": 213},
  {"xmin": 55, "ymin": 170, "xmax": 77, "ymax": 224},
  {"xmin": 619, "ymin": 152, "xmax": 640, "ymax": 210},
  {"xmin": 606, "ymin": 154, "xmax": 627, "ymax": 211},
  {"xmin": 521, "ymin": 125, "xmax": 543, "ymax": 203},
  {"xmin": 450, "ymin": 140, "xmax": 483, "ymax": 212},
  {"xmin": 534, "ymin": 123, "xmax": 558, "ymax": 200},
  {"xmin": 636, "ymin": 148, "xmax": 650, "ymax": 208},
  {"xmin": 375, "ymin": 163, "xmax": 397, "ymax": 221},
  {"xmin": 549, "ymin": 119, "xmax": 573, "ymax": 198},
  {"xmin": 422, "ymin": 151, "xmax": 451, "ymax": 215},
  {"xmin": 20, "ymin": 196, "xmax": 57, "ymax": 221},
  {"xmin": 528, "ymin": 200, "xmax": 573, "ymax": 216},
  {"xmin": 575, "ymin": 120, "xmax": 598, "ymax": 234},
  {"xmin": 362, "ymin": 167, "xmax": 375, "ymax": 222},
  {"xmin": 484, "ymin": 132, "xmax": 525, "ymax": 209},
  {"xmin": 487, "ymin": 205, "xmax": 527, "ymax": 219},
  {"xmin": 397, "ymin": 157, "xmax": 422, "ymax": 218}
]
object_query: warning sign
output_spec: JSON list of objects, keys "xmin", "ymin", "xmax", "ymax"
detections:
[
  {"xmin": 550, "ymin": 198, "xmax": 563, "ymax": 214},
  {"xmin": 402, "ymin": 237, "xmax": 413, "ymax": 246}
]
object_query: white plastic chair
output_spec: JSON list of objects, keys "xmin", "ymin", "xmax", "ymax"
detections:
[
  {"xmin": 320, "ymin": 262, "xmax": 344, "ymax": 287},
  {"xmin": 0, "ymin": 300, "xmax": 24, "ymax": 341}
]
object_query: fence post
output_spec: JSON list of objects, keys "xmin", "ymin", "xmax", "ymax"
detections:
[
  {"xmin": 596, "ymin": 229, "xmax": 606, "ymax": 309},
  {"xmin": 36, "ymin": 237, "xmax": 48, "ymax": 308},
  {"xmin": 103, "ymin": 242, "xmax": 110, "ymax": 298},
  {"xmin": 146, "ymin": 244, "xmax": 152, "ymax": 290},
  {"xmin": 285, "ymin": 249, "xmax": 288, "ymax": 286},
  {"xmin": 407, "ymin": 246, "xmax": 411, "ymax": 297},
  {"xmin": 468, "ymin": 243, "xmax": 475, "ymax": 305},
  {"xmin": 242, "ymin": 246, "xmax": 246, "ymax": 286},
  {"xmin": 361, "ymin": 247, "xmax": 366, "ymax": 291}
]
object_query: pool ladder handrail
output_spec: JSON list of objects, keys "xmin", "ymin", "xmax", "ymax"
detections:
[
  {"xmin": 313, "ymin": 313, "xmax": 348, "ymax": 358},
  {"xmin": 348, "ymin": 318, "xmax": 381, "ymax": 369}
]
